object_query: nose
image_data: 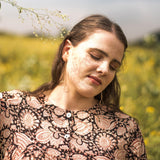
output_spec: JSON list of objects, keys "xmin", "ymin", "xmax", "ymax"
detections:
[{"xmin": 96, "ymin": 61, "xmax": 109, "ymax": 75}]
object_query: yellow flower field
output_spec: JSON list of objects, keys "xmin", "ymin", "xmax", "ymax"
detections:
[{"xmin": 0, "ymin": 34, "xmax": 160, "ymax": 159}]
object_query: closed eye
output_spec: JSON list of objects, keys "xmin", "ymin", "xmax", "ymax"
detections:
[
  {"xmin": 110, "ymin": 65, "xmax": 117, "ymax": 71},
  {"xmin": 90, "ymin": 54, "xmax": 101, "ymax": 60},
  {"xmin": 88, "ymin": 49, "xmax": 102, "ymax": 60},
  {"xmin": 110, "ymin": 62, "xmax": 120, "ymax": 72}
]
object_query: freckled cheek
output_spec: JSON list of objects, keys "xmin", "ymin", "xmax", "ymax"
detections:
[
  {"xmin": 67, "ymin": 56, "xmax": 83, "ymax": 75},
  {"xmin": 110, "ymin": 75, "xmax": 115, "ymax": 83},
  {"xmin": 68, "ymin": 56, "xmax": 93, "ymax": 74},
  {"xmin": 104, "ymin": 73, "xmax": 115, "ymax": 86}
]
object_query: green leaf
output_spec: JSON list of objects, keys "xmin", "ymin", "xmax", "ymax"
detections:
[{"xmin": 0, "ymin": 2, "xmax": 1, "ymax": 9}]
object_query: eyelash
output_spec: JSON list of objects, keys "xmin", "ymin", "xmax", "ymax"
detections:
[
  {"xmin": 110, "ymin": 64, "xmax": 120, "ymax": 72},
  {"xmin": 90, "ymin": 53, "xmax": 101, "ymax": 60},
  {"xmin": 110, "ymin": 65, "xmax": 117, "ymax": 71}
]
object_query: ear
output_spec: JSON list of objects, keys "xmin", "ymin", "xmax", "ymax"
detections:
[{"xmin": 62, "ymin": 40, "xmax": 73, "ymax": 62}]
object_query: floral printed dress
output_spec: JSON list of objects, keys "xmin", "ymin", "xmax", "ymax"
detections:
[{"xmin": 0, "ymin": 90, "xmax": 147, "ymax": 160}]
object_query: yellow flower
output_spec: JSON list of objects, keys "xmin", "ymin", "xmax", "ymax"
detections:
[
  {"xmin": 144, "ymin": 138, "xmax": 148, "ymax": 146},
  {"xmin": 120, "ymin": 106, "xmax": 124, "ymax": 111},
  {"xmin": 146, "ymin": 106, "xmax": 155, "ymax": 113},
  {"xmin": 150, "ymin": 130, "xmax": 157, "ymax": 136}
]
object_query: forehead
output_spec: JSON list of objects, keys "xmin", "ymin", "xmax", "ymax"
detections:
[{"xmin": 84, "ymin": 30, "xmax": 123, "ymax": 46}]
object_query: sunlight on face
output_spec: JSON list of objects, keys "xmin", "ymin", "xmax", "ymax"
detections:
[{"xmin": 62, "ymin": 30, "xmax": 124, "ymax": 98}]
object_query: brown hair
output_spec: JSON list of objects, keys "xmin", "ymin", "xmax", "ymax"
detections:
[{"xmin": 29, "ymin": 14, "xmax": 128, "ymax": 111}]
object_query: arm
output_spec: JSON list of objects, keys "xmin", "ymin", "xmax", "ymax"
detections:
[{"xmin": 128, "ymin": 119, "xmax": 147, "ymax": 159}]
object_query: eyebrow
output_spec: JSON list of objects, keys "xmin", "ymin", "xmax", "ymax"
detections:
[{"xmin": 89, "ymin": 48, "xmax": 122, "ymax": 66}]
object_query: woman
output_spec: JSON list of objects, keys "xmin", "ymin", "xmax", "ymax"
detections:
[{"xmin": 0, "ymin": 15, "xmax": 147, "ymax": 159}]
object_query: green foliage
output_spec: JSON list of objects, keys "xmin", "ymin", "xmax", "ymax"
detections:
[{"xmin": 0, "ymin": 34, "xmax": 160, "ymax": 159}]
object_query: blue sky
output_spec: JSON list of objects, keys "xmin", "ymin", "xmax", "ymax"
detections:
[{"xmin": 0, "ymin": 0, "xmax": 160, "ymax": 41}]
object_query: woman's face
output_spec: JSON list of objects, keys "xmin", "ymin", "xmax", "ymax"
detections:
[{"xmin": 62, "ymin": 30, "xmax": 124, "ymax": 98}]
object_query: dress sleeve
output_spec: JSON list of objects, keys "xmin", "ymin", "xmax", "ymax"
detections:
[
  {"xmin": 0, "ymin": 90, "xmax": 22, "ymax": 159},
  {"xmin": 128, "ymin": 118, "xmax": 147, "ymax": 159},
  {"xmin": 0, "ymin": 91, "xmax": 6, "ymax": 114},
  {"xmin": 0, "ymin": 92, "xmax": 6, "ymax": 159},
  {"xmin": 0, "ymin": 91, "xmax": 8, "ymax": 112}
]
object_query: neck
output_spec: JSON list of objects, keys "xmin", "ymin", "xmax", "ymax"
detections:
[{"xmin": 46, "ymin": 84, "xmax": 97, "ymax": 111}]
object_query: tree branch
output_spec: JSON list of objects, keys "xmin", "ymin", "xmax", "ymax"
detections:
[{"xmin": 0, "ymin": 0, "xmax": 69, "ymax": 38}]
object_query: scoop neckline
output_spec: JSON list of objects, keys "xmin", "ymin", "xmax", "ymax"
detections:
[
  {"xmin": 41, "ymin": 93, "xmax": 101, "ymax": 113},
  {"xmin": 44, "ymin": 99, "xmax": 101, "ymax": 113}
]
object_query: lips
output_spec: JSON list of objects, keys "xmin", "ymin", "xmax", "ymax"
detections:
[{"xmin": 88, "ymin": 75, "xmax": 102, "ymax": 85}]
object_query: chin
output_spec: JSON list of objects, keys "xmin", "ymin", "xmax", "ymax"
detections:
[
  {"xmin": 76, "ymin": 83, "xmax": 102, "ymax": 98},
  {"xmin": 78, "ymin": 89, "xmax": 100, "ymax": 99}
]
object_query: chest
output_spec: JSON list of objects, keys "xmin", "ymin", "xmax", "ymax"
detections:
[{"xmin": 1, "ymin": 105, "xmax": 131, "ymax": 159}]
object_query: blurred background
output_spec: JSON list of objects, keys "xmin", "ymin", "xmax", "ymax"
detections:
[{"xmin": 0, "ymin": 0, "xmax": 160, "ymax": 159}]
